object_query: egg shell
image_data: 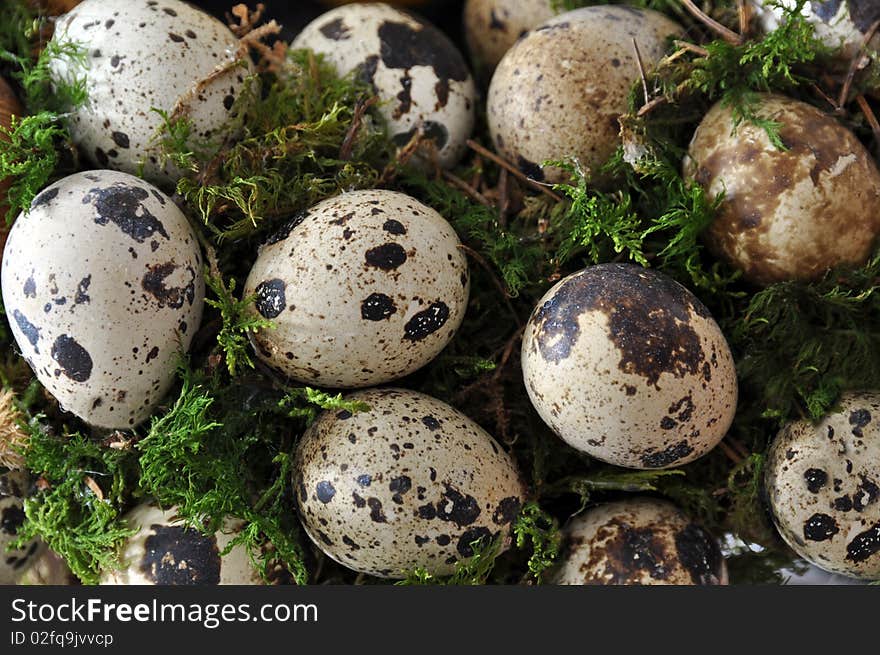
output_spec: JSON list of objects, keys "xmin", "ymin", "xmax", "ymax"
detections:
[
  {"xmin": 294, "ymin": 388, "xmax": 526, "ymax": 578},
  {"xmin": 522, "ymin": 263, "xmax": 738, "ymax": 470},
  {"xmin": 487, "ymin": 5, "xmax": 682, "ymax": 184},
  {"xmin": 684, "ymin": 94, "xmax": 880, "ymax": 286},
  {"xmin": 244, "ymin": 189, "xmax": 469, "ymax": 388},
  {"xmin": 0, "ymin": 170, "xmax": 205, "ymax": 429},
  {"xmin": 101, "ymin": 503, "xmax": 265, "ymax": 585},
  {"xmin": 751, "ymin": 0, "xmax": 880, "ymax": 61},
  {"xmin": 0, "ymin": 470, "xmax": 44, "ymax": 584},
  {"xmin": 553, "ymin": 497, "xmax": 728, "ymax": 585},
  {"xmin": 463, "ymin": 0, "xmax": 557, "ymax": 76},
  {"xmin": 765, "ymin": 391, "xmax": 880, "ymax": 580},
  {"xmin": 292, "ymin": 3, "xmax": 477, "ymax": 169},
  {"xmin": 50, "ymin": 0, "xmax": 250, "ymax": 185}
]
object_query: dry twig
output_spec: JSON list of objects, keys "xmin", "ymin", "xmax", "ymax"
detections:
[
  {"xmin": 681, "ymin": 0, "xmax": 743, "ymax": 45},
  {"xmin": 466, "ymin": 140, "xmax": 563, "ymax": 202}
]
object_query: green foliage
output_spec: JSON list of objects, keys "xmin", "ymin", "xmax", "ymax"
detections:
[
  {"xmin": 396, "ymin": 535, "xmax": 503, "ymax": 586},
  {"xmin": 0, "ymin": 27, "xmax": 87, "ymax": 219},
  {"xmin": 279, "ymin": 387, "xmax": 371, "ymax": 426},
  {"xmin": 513, "ymin": 502, "xmax": 562, "ymax": 581},
  {"xmin": 157, "ymin": 50, "xmax": 390, "ymax": 241},
  {"xmin": 0, "ymin": 0, "xmax": 35, "ymax": 65},
  {"xmin": 137, "ymin": 366, "xmax": 309, "ymax": 584},
  {"xmin": 14, "ymin": 422, "xmax": 137, "ymax": 585},
  {"xmin": 731, "ymin": 250, "xmax": 880, "ymax": 426},
  {"xmin": 0, "ymin": 112, "xmax": 68, "ymax": 222},
  {"xmin": 205, "ymin": 274, "xmax": 274, "ymax": 376}
]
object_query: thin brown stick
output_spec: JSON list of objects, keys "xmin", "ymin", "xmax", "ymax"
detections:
[
  {"xmin": 673, "ymin": 39, "xmax": 709, "ymax": 57},
  {"xmin": 493, "ymin": 327, "xmax": 524, "ymax": 382},
  {"xmin": 718, "ymin": 440, "xmax": 744, "ymax": 464},
  {"xmin": 736, "ymin": 0, "xmax": 751, "ymax": 39},
  {"xmin": 838, "ymin": 19, "xmax": 880, "ymax": 108},
  {"xmin": 681, "ymin": 0, "xmax": 743, "ymax": 45},
  {"xmin": 632, "ymin": 38, "xmax": 650, "ymax": 107},
  {"xmin": 497, "ymin": 167, "xmax": 510, "ymax": 229},
  {"xmin": 856, "ymin": 94, "xmax": 880, "ymax": 158},
  {"xmin": 457, "ymin": 244, "xmax": 521, "ymax": 324},
  {"xmin": 810, "ymin": 82, "xmax": 840, "ymax": 111},
  {"xmin": 466, "ymin": 139, "xmax": 563, "ymax": 202},
  {"xmin": 339, "ymin": 96, "xmax": 378, "ymax": 160},
  {"xmin": 441, "ymin": 170, "xmax": 492, "ymax": 207}
]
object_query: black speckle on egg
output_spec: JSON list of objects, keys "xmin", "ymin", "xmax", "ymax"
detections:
[
  {"xmin": 361, "ymin": 293, "xmax": 397, "ymax": 321},
  {"xmin": 404, "ymin": 302, "xmax": 449, "ymax": 341},
  {"xmin": 254, "ymin": 279, "xmax": 286, "ymax": 318},
  {"xmin": 140, "ymin": 524, "xmax": 221, "ymax": 585},
  {"xmin": 12, "ymin": 310, "xmax": 41, "ymax": 353},
  {"xmin": 316, "ymin": 481, "xmax": 336, "ymax": 504},
  {"xmin": 803, "ymin": 513, "xmax": 840, "ymax": 542},
  {"xmin": 85, "ymin": 184, "xmax": 169, "ymax": 243},
  {"xmin": 50, "ymin": 334, "xmax": 93, "ymax": 382},
  {"xmin": 382, "ymin": 219, "xmax": 406, "ymax": 235},
  {"xmin": 365, "ymin": 243, "xmax": 407, "ymax": 270}
]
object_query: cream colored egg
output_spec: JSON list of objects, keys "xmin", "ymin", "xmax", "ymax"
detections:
[
  {"xmin": 765, "ymin": 391, "xmax": 880, "ymax": 580},
  {"xmin": 487, "ymin": 5, "xmax": 682, "ymax": 184},
  {"xmin": 0, "ymin": 470, "xmax": 43, "ymax": 584},
  {"xmin": 521, "ymin": 264, "xmax": 737, "ymax": 470},
  {"xmin": 463, "ymin": 0, "xmax": 557, "ymax": 76},
  {"xmin": 0, "ymin": 170, "xmax": 204, "ymax": 429},
  {"xmin": 50, "ymin": 0, "xmax": 251, "ymax": 185},
  {"xmin": 244, "ymin": 189, "xmax": 469, "ymax": 388},
  {"xmin": 294, "ymin": 388, "xmax": 526, "ymax": 578},
  {"xmin": 553, "ymin": 497, "xmax": 728, "ymax": 585},
  {"xmin": 292, "ymin": 3, "xmax": 477, "ymax": 168},
  {"xmin": 684, "ymin": 94, "xmax": 880, "ymax": 286},
  {"xmin": 101, "ymin": 503, "xmax": 264, "ymax": 585}
]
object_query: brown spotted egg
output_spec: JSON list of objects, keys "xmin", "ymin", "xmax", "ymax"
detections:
[
  {"xmin": 243, "ymin": 189, "xmax": 469, "ymax": 388},
  {"xmin": 684, "ymin": 94, "xmax": 880, "ymax": 286},
  {"xmin": 521, "ymin": 264, "xmax": 738, "ymax": 470},
  {"xmin": 765, "ymin": 392, "xmax": 880, "ymax": 580},
  {"xmin": 553, "ymin": 498, "xmax": 728, "ymax": 585},
  {"xmin": 101, "ymin": 503, "xmax": 266, "ymax": 585},
  {"xmin": 294, "ymin": 388, "xmax": 526, "ymax": 578},
  {"xmin": 292, "ymin": 3, "xmax": 477, "ymax": 169},
  {"xmin": 487, "ymin": 5, "xmax": 682, "ymax": 184},
  {"xmin": 0, "ymin": 170, "xmax": 204, "ymax": 429},
  {"xmin": 49, "ymin": 0, "xmax": 251, "ymax": 185},
  {"xmin": 1, "ymin": 470, "xmax": 43, "ymax": 584},
  {"xmin": 751, "ymin": 1, "xmax": 880, "ymax": 61},
  {"xmin": 463, "ymin": 0, "xmax": 557, "ymax": 77}
]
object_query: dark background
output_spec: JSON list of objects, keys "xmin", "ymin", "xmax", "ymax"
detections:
[{"xmin": 193, "ymin": 1, "xmax": 469, "ymax": 49}]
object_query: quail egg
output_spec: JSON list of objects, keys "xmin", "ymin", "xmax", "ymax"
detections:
[
  {"xmin": 522, "ymin": 264, "xmax": 738, "ymax": 470},
  {"xmin": 244, "ymin": 189, "xmax": 469, "ymax": 388},
  {"xmin": 292, "ymin": 3, "xmax": 477, "ymax": 169},
  {"xmin": 294, "ymin": 388, "xmax": 526, "ymax": 578},
  {"xmin": 101, "ymin": 503, "xmax": 265, "ymax": 585},
  {"xmin": 487, "ymin": 5, "xmax": 682, "ymax": 184},
  {"xmin": 1, "ymin": 470, "xmax": 43, "ymax": 584},
  {"xmin": 751, "ymin": 0, "xmax": 880, "ymax": 61},
  {"xmin": 684, "ymin": 94, "xmax": 880, "ymax": 285},
  {"xmin": 463, "ymin": 0, "xmax": 556, "ymax": 77},
  {"xmin": 49, "ymin": 0, "xmax": 251, "ymax": 185},
  {"xmin": 765, "ymin": 391, "xmax": 880, "ymax": 580},
  {"xmin": 553, "ymin": 497, "xmax": 728, "ymax": 585},
  {"xmin": 1, "ymin": 170, "xmax": 205, "ymax": 429}
]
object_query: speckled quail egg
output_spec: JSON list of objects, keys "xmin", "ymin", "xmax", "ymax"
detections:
[
  {"xmin": 684, "ymin": 94, "xmax": 880, "ymax": 286},
  {"xmin": 244, "ymin": 189, "xmax": 469, "ymax": 388},
  {"xmin": 765, "ymin": 391, "xmax": 880, "ymax": 580},
  {"xmin": 463, "ymin": 0, "xmax": 556, "ymax": 76},
  {"xmin": 49, "ymin": 0, "xmax": 251, "ymax": 185},
  {"xmin": 292, "ymin": 3, "xmax": 477, "ymax": 169},
  {"xmin": 522, "ymin": 264, "xmax": 738, "ymax": 470},
  {"xmin": 101, "ymin": 503, "xmax": 265, "ymax": 585},
  {"xmin": 1, "ymin": 470, "xmax": 43, "ymax": 584},
  {"xmin": 487, "ymin": 5, "xmax": 682, "ymax": 184},
  {"xmin": 553, "ymin": 497, "xmax": 728, "ymax": 585},
  {"xmin": 1, "ymin": 170, "xmax": 204, "ymax": 429},
  {"xmin": 751, "ymin": 1, "xmax": 880, "ymax": 61},
  {"xmin": 294, "ymin": 388, "xmax": 526, "ymax": 578}
]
